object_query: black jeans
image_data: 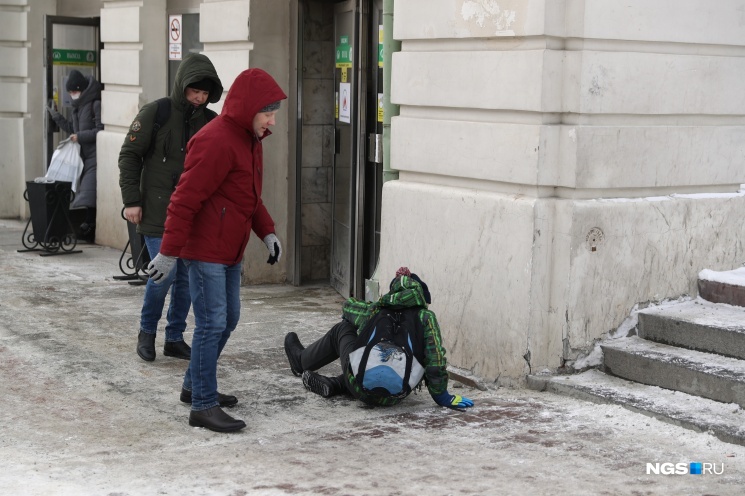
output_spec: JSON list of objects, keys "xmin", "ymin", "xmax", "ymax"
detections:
[{"xmin": 300, "ymin": 320, "xmax": 358, "ymax": 396}]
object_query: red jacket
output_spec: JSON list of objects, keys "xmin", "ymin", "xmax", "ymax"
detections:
[{"xmin": 160, "ymin": 69, "xmax": 287, "ymax": 264}]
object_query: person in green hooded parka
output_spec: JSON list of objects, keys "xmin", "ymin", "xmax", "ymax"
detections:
[{"xmin": 118, "ymin": 53, "xmax": 223, "ymax": 364}]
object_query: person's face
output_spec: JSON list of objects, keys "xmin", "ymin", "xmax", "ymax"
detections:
[
  {"xmin": 253, "ymin": 111, "xmax": 277, "ymax": 136},
  {"xmin": 69, "ymin": 91, "xmax": 81, "ymax": 100},
  {"xmin": 184, "ymin": 87, "xmax": 209, "ymax": 107}
]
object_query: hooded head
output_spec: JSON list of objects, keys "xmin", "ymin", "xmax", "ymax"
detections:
[
  {"xmin": 390, "ymin": 266, "xmax": 432, "ymax": 304},
  {"xmin": 221, "ymin": 68, "xmax": 287, "ymax": 138},
  {"xmin": 259, "ymin": 101, "xmax": 282, "ymax": 113},
  {"xmin": 171, "ymin": 53, "xmax": 223, "ymax": 108},
  {"xmin": 66, "ymin": 70, "xmax": 88, "ymax": 93}
]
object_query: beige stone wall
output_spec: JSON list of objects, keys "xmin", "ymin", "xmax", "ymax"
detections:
[
  {"xmin": 242, "ymin": 0, "xmax": 293, "ymax": 284},
  {"xmin": 381, "ymin": 0, "xmax": 745, "ymax": 382},
  {"xmin": 97, "ymin": 0, "xmax": 168, "ymax": 249},
  {"xmin": 0, "ymin": 0, "xmax": 32, "ymax": 218}
]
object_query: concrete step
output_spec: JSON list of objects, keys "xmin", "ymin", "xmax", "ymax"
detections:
[
  {"xmin": 527, "ymin": 369, "xmax": 745, "ymax": 447},
  {"xmin": 601, "ymin": 336, "xmax": 745, "ymax": 407},
  {"xmin": 698, "ymin": 267, "xmax": 745, "ymax": 307},
  {"xmin": 638, "ymin": 299, "xmax": 745, "ymax": 360}
]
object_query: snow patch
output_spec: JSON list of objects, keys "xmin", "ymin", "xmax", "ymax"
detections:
[
  {"xmin": 699, "ymin": 267, "xmax": 745, "ymax": 286},
  {"xmin": 461, "ymin": 0, "xmax": 516, "ymax": 35}
]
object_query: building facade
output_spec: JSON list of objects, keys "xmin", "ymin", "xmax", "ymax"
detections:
[{"xmin": 2, "ymin": 0, "xmax": 744, "ymax": 383}]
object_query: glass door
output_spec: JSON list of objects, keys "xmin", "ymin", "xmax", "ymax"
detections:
[
  {"xmin": 331, "ymin": 0, "xmax": 360, "ymax": 297},
  {"xmin": 330, "ymin": 0, "xmax": 383, "ymax": 298}
]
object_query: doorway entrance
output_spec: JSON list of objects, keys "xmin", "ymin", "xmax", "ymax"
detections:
[{"xmin": 44, "ymin": 16, "xmax": 100, "ymax": 168}]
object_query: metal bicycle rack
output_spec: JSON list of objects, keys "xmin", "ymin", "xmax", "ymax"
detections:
[
  {"xmin": 18, "ymin": 181, "xmax": 82, "ymax": 257},
  {"xmin": 112, "ymin": 207, "xmax": 150, "ymax": 285}
]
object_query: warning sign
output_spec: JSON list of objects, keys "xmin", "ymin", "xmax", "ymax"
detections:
[{"xmin": 169, "ymin": 15, "xmax": 182, "ymax": 60}]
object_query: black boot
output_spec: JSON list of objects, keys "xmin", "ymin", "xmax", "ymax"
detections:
[
  {"xmin": 302, "ymin": 370, "xmax": 342, "ymax": 398},
  {"xmin": 189, "ymin": 406, "xmax": 246, "ymax": 432},
  {"xmin": 164, "ymin": 340, "xmax": 191, "ymax": 360},
  {"xmin": 137, "ymin": 331, "xmax": 156, "ymax": 362},
  {"xmin": 79, "ymin": 222, "xmax": 95, "ymax": 243},
  {"xmin": 284, "ymin": 332, "xmax": 305, "ymax": 377},
  {"xmin": 180, "ymin": 388, "xmax": 238, "ymax": 408}
]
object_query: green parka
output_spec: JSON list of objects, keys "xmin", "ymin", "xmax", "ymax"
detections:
[
  {"xmin": 118, "ymin": 53, "xmax": 223, "ymax": 236},
  {"xmin": 341, "ymin": 274, "xmax": 450, "ymax": 406}
]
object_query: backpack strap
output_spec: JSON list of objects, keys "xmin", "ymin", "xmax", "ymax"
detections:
[
  {"xmin": 145, "ymin": 97, "xmax": 171, "ymax": 159},
  {"xmin": 353, "ymin": 310, "xmax": 391, "ymax": 388},
  {"xmin": 354, "ymin": 310, "xmax": 415, "ymax": 399},
  {"xmin": 395, "ymin": 311, "xmax": 416, "ymax": 394}
]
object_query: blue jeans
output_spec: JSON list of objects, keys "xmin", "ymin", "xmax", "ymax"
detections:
[
  {"xmin": 139, "ymin": 235, "xmax": 191, "ymax": 343},
  {"xmin": 182, "ymin": 260, "xmax": 241, "ymax": 411}
]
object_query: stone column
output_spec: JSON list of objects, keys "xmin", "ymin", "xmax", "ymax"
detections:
[
  {"xmin": 200, "ymin": 0, "xmax": 293, "ymax": 284},
  {"xmin": 96, "ymin": 0, "xmax": 167, "ymax": 248},
  {"xmin": 0, "ymin": 1, "xmax": 34, "ymax": 218},
  {"xmin": 383, "ymin": 0, "xmax": 745, "ymax": 382}
]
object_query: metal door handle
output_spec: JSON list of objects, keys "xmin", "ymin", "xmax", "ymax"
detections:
[{"xmin": 368, "ymin": 133, "xmax": 383, "ymax": 164}]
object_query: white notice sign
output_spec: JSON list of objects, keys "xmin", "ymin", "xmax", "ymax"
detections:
[
  {"xmin": 339, "ymin": 82, "xmax": 351, "ymax": 124},
  {"xmin": 169, "ymin": 15, "xmax": 182, "ymax": 60}
]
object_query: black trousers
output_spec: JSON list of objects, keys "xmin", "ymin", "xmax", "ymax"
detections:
[{"xmin": 300, "ymin": 320, "xmax": 358, "ymax": 396}]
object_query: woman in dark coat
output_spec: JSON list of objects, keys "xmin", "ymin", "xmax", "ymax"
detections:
[{"xmin": 47, "ymin": 69, "xmax": 103, "ymax": 240}]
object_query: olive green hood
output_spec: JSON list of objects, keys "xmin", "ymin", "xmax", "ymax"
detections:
[{"xmin": 170, "ymin": 53, "xmax": 223, "ymax": 108}]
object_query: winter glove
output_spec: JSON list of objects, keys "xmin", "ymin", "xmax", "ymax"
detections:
[
  {"xmin": 147, "ymin": 253, "xmax": 177, "ymax": 283},
  {"xmin": 263, "ymin": 233, "xmax": 281, "ymax": 265},
  {"xmin": 46, "ymin": 100, "xmax": 60, "ymax": 119},
  {"xmin": 432, "ymin": 390, "xmax": 475, "ymax": 410}
]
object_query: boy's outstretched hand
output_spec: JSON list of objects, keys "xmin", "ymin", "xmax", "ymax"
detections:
[{"xmin": 433, "ymin": 391, "xmax": 475, "ymax": 410}]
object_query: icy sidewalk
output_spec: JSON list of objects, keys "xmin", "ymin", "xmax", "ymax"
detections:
[{"xmin": 0, "ymin": 218, "xmax": 743, "ymax": 495}]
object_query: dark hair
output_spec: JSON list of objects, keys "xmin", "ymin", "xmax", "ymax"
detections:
[{"xmin": 186, "ymin": 79, "xmax": 213, "ymax": 93}]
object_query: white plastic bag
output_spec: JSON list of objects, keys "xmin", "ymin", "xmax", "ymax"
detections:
[{"xmin": 45, "ymin": 138, "xmax": 84, "ymax": 192}]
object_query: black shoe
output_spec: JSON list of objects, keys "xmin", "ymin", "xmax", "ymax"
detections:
[
  {"xmin": 284, "ymin": 332, "xmax": 305, "ymax": 377},
  {"xmin": 180, "ymin": 388, "xmax": 238, "ymax": 408},
  {"xmin": 164, "ymin": 340, "xmax": 191, "ymax": 360},
  {"xmin": 79, "ymin": 222, "xmax": 95, "ymax": 243},
  {"xmin": 302, "ymin": 370, "xmax": 338, "ymax": 398},
  {"xmin": 137, "ymin": 331, "xmax": 156, "ymax": 362},
  {"xmin": 188, "ymin": 406, "xmax": 246, "ymax": 432}
]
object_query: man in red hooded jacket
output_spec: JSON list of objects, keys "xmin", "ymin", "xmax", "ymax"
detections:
[{"xmin": 148, "ymin": 68, "xmax": 287, "ymax": 432}]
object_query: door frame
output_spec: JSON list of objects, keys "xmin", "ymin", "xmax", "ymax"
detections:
[
  {"xmin": 331, "ymin": 0, "xmax": 373, "ymax": 298},
  {"xmin": 44, "ymin": 15, "xmax": 101, "ymax": 167}
]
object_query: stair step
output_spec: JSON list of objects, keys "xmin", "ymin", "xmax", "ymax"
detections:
[
  {"xmin": 527, "ymin": 369, "xmax": 745, "ymax": 446},
  {"xmin": 601, "ymin": 336, "xmax": 745, "ymax": 407},
  {"xmin": 698, "ymin": 267, "xmax": 745, "ymax": 307},
  {"xmin": 638, "ymin": 299, "xmax": 745, "ymax": 360}
]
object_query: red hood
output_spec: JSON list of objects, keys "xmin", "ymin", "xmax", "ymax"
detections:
[{"xmin": 221, "ymin": 68, "xmax": 287, "ymax": 133}]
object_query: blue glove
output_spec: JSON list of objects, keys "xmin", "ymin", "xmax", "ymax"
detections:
[
  {"xmin": 147, "ymin": 253, "xmax": 177, "ymax": 283},
  {"xmin": 432, "ymin": 390, "xmax": 474, "ymax": 410}
]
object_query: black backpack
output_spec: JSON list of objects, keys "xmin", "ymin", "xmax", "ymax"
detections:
[{"xmin": 348, "ymin": 307, "xmax": 426, "ymax": 401}]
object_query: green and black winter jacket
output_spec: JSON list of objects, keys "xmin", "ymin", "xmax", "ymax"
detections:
[
  {"xmin": 118, "ymin": 53, "xmax": 223, "ymax": 236},
  {"xmin": 342, "ymin": 274, "xmax": 450, "ymax": 406}
]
